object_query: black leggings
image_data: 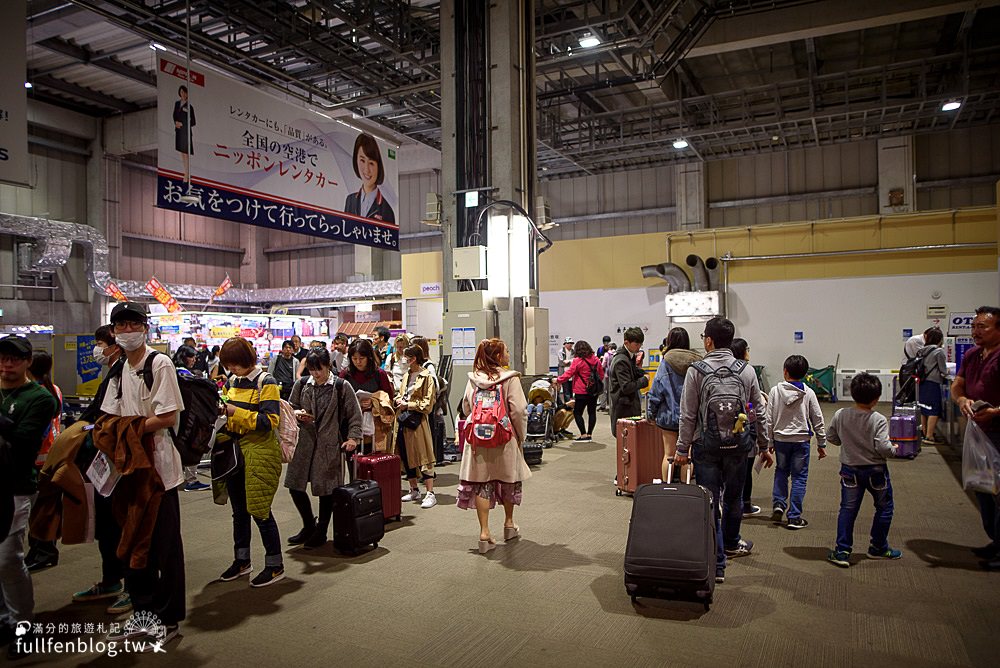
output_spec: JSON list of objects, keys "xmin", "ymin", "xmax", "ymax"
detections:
[
  {"xmin": 573, "ymin": 393, "xmax": 598, "ymax": 435},
  {"xmin": 289, "ymin": 489, "xmax": 333, "ymax": 532}
]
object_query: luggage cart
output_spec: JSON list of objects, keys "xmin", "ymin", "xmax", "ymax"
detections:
[{"xmin": 804, "ymin": 355, "xmax": 839, "ymax": 402}]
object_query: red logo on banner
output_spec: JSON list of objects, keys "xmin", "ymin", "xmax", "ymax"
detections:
[
  {"xmin": 159, "ymin": 58, "xmax": 205, "ymax": 87},
  {"xmin": 145, "ymin": 276, "xmax": 183, "ymax": 313}
]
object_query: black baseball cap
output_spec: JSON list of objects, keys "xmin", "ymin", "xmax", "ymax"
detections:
[
  {"xmin": 110, "ymin": 302, "xmax": 149, "ymax": 324},
  {"xmin": 0, "ymin": 335, "xmax": 32, "ymax": 359}
]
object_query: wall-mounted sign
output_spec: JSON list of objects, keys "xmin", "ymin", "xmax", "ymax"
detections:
[
  {"xmin": 947, "ymin": 312, "xmax": 975, "ymax": 336},
  {"xmin": 0, "ymin": 0, "xmax": 28, "ymax": 187},
  {"xmin": 926, "ymin": 304, "xmax": 948, "ymax": 318},
  {"xmin": 420, "ymin": 282, "xmax": 442, "ymax": 297},
  {"xmin": 156, "ymin": 56, "xmax": 400, "ymax": 250},
  {"xmin": 794, "ymin": 331, "xmax": 804, "ymax": 344}
]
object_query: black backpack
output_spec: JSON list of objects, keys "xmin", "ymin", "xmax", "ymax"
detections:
[
  {"xmin": 117, "ymin": 351, "xmax": 221, "ymax": 466},
  {"xmin": 896, "ymin": 351, "xmax": 929, "ymax": 403},
  {"xmin": 691, "ymin": 359, "xmax": 754, "ymax": 453},
  {"xmin": 584, "ymin": 359, "xmax": 604, "ymax": 396}
]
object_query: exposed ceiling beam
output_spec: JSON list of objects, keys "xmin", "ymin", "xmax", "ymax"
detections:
[
  {"xmin": 30, "ymin": 74, "xmax": 141, "ymax": 112},
  {"xmin": 36, "ymin": 37, "xmax": 156, "ymax": 86},
  {"xmin": 685, "ymin": 0, "xmax": 1000, "ymax": 59}
]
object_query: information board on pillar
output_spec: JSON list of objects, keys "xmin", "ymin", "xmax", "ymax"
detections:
[{"xmin": 155, "ymin": 57, "xmax": 400, "ymax": 251}]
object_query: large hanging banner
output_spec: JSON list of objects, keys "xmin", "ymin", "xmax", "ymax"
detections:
[
  {"xmin": 0, "ymin": 0, "xmax": 29, "ymax": 187},
  {"xmin": 156, "ymin": 57, "xmax": 400, "ymax": 250}
]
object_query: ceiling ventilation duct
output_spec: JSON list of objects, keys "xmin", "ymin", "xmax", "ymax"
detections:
[
  {"xmin": 641, "ymin": 262, "xmax": 691, "ymax": 293},
  {"xmin": 705, "ymin": 256, "xmax": 720, "ymax": 291},
  {"xmin": 685, "ymin": 254, "xmax": 710, "ymax": 292}
]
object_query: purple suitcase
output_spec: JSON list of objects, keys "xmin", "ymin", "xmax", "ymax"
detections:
[
  {"xmin": 889, "ymin": 414, "xmax": 918, "ymax": 440},
  {"xmin": 893, "ymin": 439, "xmax": 921, "ymax": 458}
]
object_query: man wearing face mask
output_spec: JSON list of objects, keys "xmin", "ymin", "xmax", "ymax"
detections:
[
  {"xmin": 99, "ymin": 302, "xmax": 186, "ymax": 649},
  {"xmin": 71, "ymin": 325, "xmax": 133, "ymax": 616}
]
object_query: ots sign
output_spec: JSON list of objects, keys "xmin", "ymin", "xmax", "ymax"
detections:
[{"xmin": 947, "ymin": 312, "xmax": 975, "ymax": 336}]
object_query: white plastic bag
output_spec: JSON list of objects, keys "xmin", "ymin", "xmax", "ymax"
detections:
[{"xmin": 962, "ymin": 421, "xmax": 1000, "ymax": 496}]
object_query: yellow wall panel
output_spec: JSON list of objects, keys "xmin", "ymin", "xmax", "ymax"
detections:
[{"xmin": 401, "ymin": 251, "xmax": 443, "ymax": 299}]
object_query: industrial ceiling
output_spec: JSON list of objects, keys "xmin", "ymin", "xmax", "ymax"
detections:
[{"xmin": 25, "ymin": 0, "xmax": 1000, "ymax": 178}]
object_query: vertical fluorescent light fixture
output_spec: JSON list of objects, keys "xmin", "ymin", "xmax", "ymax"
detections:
[
  {"xmin": 487, "ymin": 215, "xmax": 510, "ymax": 299},
  {"xmin": 579, "ymin": 33, "xmax": 601, "ymax": 48},
  {"xmin": 673, "ymin": 138, "xmax": 689, "ymax": 149},
  {"xmin": 508, "ymin": 215, "xmax": 531, "ymax": 298},
  {"xmin": 941, "ymin": 99, "xmax": 962, "ymax": 112}
]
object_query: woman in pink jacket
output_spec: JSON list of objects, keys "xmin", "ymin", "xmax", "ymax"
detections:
[{"xmin": 557, "ymin": 340, "xmax": 605, "ymax": 442}]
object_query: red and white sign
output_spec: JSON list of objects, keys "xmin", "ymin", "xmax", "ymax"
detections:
[
  {"xmin": 104, "ymin": 282, "xmax": 127, "ymax": 302},
  {"xmin": 159, "ymin": 59, "xmax": 205, "ymax": 87},
  {"xmin": 208, "ymin": 274, "xmax": 233, "ymax": 305},
  {"xmin": 145, "ymin": 276, "xmax": 183, "ymax": 313}
]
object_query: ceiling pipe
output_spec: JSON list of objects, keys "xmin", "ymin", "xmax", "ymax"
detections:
[{"xmin": 685, "ymin": 254, "xmax": 710, "ymax": 291}]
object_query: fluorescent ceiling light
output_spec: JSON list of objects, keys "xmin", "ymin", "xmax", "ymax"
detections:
[
  {"xmin": 672, "ymin": 138, "xmax": 689, "ymax": 149},
  {"xmin": 149, "ymin": 42, "xmax": 166, "ymax": 51},
  {"xmin": 579, "ymin": 34, "xmax": 601, "ymax": 48},
  {"xmin": 24, "ymin": 82, "xmax": 32, "ymax": 89},
  {"xmin": 941, "ymin": 100, "xmax": 961, "ymax": 112}
]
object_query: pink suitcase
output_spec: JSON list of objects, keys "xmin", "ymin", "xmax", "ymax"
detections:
[{"xmin": 354, "ymin": 453, "xmax": 403, "ymax": 522}]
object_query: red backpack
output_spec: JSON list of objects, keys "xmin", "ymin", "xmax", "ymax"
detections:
[{"xmin": 462, "ymin": 381, "xmax": 514, "ymax": 448}]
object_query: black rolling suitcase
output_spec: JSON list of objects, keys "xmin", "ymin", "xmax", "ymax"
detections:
[
  {"xmin": 431, "ymin": 413, "xmax": 446, "ymax": 464},
  {"xmin": 623, "ymin": 467, "xmax": 715, "ymax": 609},
  {"xmin": 331, "ymin": 479, "xmax": 385, "ymax": 554}
]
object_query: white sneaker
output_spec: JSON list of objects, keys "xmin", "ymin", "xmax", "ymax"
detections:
[
  {"xmin": 420, "ymin": 492, "xmax": 437, "ymax": 509},
  {"xmin": 402, "ymin": 489, "xmax": 422, "ymax": 502}
]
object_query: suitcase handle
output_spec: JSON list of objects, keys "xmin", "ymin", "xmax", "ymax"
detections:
[{"xmin": 666, "ymin": 460, "xmax": 693, "ymax": 484}]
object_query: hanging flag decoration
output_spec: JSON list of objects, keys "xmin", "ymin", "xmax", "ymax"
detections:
[
  {"xmin": 145, "ymin": 276, "xmax": 183, "ymax": 313},
  {"xmin": 104, "ymin": 282, "xmax": 128, "ymax": 302},
  {"xmin": 208, "ymin": 274, "xmax": 233, "ymax": 306}
]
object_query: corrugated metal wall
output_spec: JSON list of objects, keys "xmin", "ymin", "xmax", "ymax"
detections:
[
  {"xmin": 0, "ymin": 144, "xmax": 88, "ymax": 221},
  {"xmin": 117, "ymin": 164, "xmax": 242, "ymax": 286},
  {"xmin": 916, "ymin": 125, "xmax": 1000, "ymax": 210},
  {"xmin": 399, "ymin": 170, "xmax": 443, "ymax": 254},
  {"xmin": 267, "ymin": 244, "xmax": 356, "ymax": 287},
  {"xmin": 706, "ymin": 141, "xmax": 879, "ymax": 226}
]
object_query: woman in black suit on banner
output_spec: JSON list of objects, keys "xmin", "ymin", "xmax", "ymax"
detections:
[
  {"xmin": 173, "ymin": 85, "xmax": 196, "ymax": 183},
  {"xmin": 344, "ymin": 133, "xmax": 395, "ymax": 223}
]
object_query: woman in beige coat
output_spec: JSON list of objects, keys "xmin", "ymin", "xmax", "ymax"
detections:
[
  {"xmin": 458, "ymin": 338, "xmax": 531, "ymax": 554},
  {"xmin": 392, "ymin": 344, "xmax": 438, "ymax": 509}
]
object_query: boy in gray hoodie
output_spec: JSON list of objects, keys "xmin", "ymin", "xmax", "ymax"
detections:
[{"xmin": 766, "ymin": 355, "xmax": 827, "ymax": 529}]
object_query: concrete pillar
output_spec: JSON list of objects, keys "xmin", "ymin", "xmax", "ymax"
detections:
[
  {"xmin": 439, "ymin": 0, "xmax": 460, "ymax": 306},
  {"xmin": 239, "ymin": 226, "xmax": 268, "ymax": 289},
  {"xmin": 877, "ymin": 136, "xmax": 915, "ymax": 214},
  {"xmin": 86, "ymin": 124, "xmax": 109, "ymax": 325},
  {"xmin": 676, "ymin": 162, "xmax": 706, "ymax": 230}
]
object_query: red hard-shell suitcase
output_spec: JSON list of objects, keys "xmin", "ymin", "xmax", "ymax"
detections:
[
  {"xmin": 616, "ymin": 418, "xmax": 664, "ymax": 496},
  {"xmin": 355, "ymin": 453, "xmax": 403, "ymax": 522}
]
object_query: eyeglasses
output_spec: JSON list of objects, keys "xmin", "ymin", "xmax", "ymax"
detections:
[{"xmin": 113, "ymin": 321, "xmax": 145, "ymax": 332}]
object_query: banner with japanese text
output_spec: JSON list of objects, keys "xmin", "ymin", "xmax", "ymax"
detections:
[
  {"xmin": 145, "ymin": 276, "xmax": 183, "ymax": 313},
  {"xmin": 105, "ymin": 282, "xmax": 127, "ymax": 302},
  {"xmin": 0, "ymin": 0, "xmax": 29, "ymax": 187},
  {"xmin": 156, "ymin": 56, "xmax": 400, "ymax": 251}
]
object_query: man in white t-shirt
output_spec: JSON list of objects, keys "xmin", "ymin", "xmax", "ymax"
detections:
[
  {"xmin": 902, "ymin": 328, "xmax": 931, "ymax": 366},
  {"xmin": 100, "ymin": 302, "xmax": 185, "ymax": 648}
]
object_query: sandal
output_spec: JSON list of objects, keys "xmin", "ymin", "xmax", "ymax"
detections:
[
  {"xmin": 503, "ymin": 526, "xmax": 520, "ymax": 541},
  {"xmin": 478, "ymin": 537, "xmax": 497, "ymax": 554}
]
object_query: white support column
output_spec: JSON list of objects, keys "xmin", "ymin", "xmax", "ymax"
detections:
[
  {"xmin": 676, "ymin": 162, "xmax": 706, "ymax": 230},
  {"xmin": 878, "ymin": 136, "xmax": 915, "ymax": 214}
]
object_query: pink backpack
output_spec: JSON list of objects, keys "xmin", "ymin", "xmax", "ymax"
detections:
[{"xmin": 462, "ymin": 381, "xmax": 513, "ymax": 448}]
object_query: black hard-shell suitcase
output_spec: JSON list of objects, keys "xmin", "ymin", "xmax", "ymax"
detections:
[
  {"xmin": 331, "ymin": 479, "xmax": 385, "ymax": 554},
  {"xmin": 431, "ymin": 413, "xmax": 446, "ymax": 464},
  {"xmin": 623, "ymin": 473, "xmax": 715, "ymax": 609}
]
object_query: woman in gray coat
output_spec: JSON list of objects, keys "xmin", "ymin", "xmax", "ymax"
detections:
[{"xmin": 285, "ymin": 348, "xmax": 363, "ymax": 549}]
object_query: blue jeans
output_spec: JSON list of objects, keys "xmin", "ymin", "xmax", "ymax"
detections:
[
  {"xmin": 226, "ymin": 465, "xmax": 283, "ymax": 568},
  {"xmin": 772, "ymin": 441, "xmax": 811, "ymax": 519},
  {"xmin": 836, "ymin": 464, "xmax": 894, "ymax": 553},
  {"xmin": 693, "ymin": 446, "xmax": 748, "ymax": 571}
]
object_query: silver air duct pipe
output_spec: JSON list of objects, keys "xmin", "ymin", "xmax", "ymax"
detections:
[
  {"xmin": 705, "ymin": 256, "xmax": 720, "ymax": 291},
  {"xmin": 685, "ymin": 254, "xmax": 710, "ymax": 291},
  {"xmin": 0, "ymin": 212, "xmax": 402, "ymax": 304},
  {"xmin": 641, "ymin": 262, "xmax": 692, "ymax": 293}
]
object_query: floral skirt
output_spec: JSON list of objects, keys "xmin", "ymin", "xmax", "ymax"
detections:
[{"xmin": 456, "ymin": 480, "xmax": 523, "ymax": 510}]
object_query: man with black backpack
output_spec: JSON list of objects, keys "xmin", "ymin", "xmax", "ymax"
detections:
[
  {"xmin": 100, "ymin": 302, "xmax": 185, "ymax": 649},
  {"xmin": 675, "ymin": 317, "xmax": 772, "ymax": 585}
]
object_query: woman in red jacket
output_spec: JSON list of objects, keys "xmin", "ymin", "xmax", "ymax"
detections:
[{"xmin": 557, "ymin": 340, "xmax": 605, "ymax": 442}]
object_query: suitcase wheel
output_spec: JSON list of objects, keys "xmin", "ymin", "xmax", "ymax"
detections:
[
  {"xmin": 615, "ymin": 489, "xmax": 622, "ymax": 496},
  {"xmin": 630, "ymin": 595, "xmax": 637, "ymax": 604},
  {"xmin": 372, "ymin": 542, "xmax": 378, "ymax": 549}
]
